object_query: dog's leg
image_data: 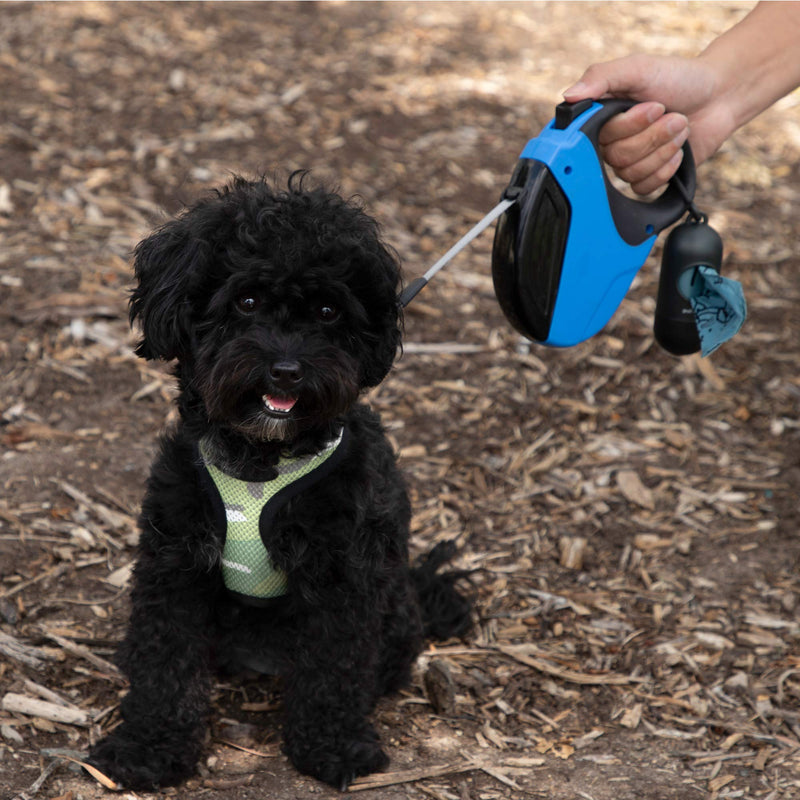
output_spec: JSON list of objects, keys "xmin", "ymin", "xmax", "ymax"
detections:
[
  {"xmin": 376, "ymin": 573, "xmax": 424, "ymax": 696},
  {"xmin": 88, "ymin": 547, "xmax": 216, "ymax": 790},
  {"xmin": 280, "ymin": 602, "xmax": 390, "ymax": 790}
]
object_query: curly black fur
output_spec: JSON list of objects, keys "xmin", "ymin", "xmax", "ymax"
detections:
[{"xmin": 87, "ymin": 175, "xmax": 471, "ymax": 792}]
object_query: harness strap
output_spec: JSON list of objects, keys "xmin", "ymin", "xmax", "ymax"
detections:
[{"xmin": 197, "ymin": 427, "xmax": 348, "ymax": 605}]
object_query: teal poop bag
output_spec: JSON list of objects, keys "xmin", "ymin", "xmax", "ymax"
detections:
[{"xmin": 686, "ymin": 266, "xmax": 747, "ymax": 357}]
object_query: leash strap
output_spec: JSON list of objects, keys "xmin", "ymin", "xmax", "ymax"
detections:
[{"xmin": 399, "ymin": 198, "xmax": 516, "ymax": 307}]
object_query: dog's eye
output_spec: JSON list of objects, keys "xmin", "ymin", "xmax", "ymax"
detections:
[
  {"xmin": 316, "ymin": 303, "xmax": 340, "ymax": 323},
  {"xmin": 235, "ymin": 293, "xmax": 261, "ymax": 314}
]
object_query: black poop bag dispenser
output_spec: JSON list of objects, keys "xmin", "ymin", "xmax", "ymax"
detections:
[{"xmin": 654, "ymin": 210, "xmax": 724, "ymax": 355}]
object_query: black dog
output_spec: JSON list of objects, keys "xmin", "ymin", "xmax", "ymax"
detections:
[{"xmin": 87, "ymin": 176, "xmax": 471, "ymax": 791}]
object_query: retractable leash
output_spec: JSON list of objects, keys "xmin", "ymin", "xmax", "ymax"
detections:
[{"xmin": 400, "ymin": 99, "xmax": 745, "ymax": 356}]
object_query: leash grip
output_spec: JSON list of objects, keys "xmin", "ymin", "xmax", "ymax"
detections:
[{"xmin": 574, "ymin": 98, "xmax": 697, "ymax": 244}]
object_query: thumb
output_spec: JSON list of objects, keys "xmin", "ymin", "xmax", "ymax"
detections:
[
  {"xmin": 563, "ymin": 57, "xmax": 647, "ymax": 102},
  {"xmin": 563, "ymin": 78, "xmax": 607, "ymax": 103}
]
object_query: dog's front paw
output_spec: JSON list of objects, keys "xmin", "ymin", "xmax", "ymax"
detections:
[
  {"xmin": 285, "ymin": 727, "xmax": 390, "ymax": 790},
  {"xmin": 87, "ymin": 726, "xmax": 200, "ymax": 790}
]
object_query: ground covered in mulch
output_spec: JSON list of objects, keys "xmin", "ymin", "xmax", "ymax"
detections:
[{"xmin": 1, "ymin": 3, "xmax": 799, "ymax": 800}]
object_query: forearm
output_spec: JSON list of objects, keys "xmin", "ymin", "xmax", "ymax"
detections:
[{"xmin": 698, "ymin": 1, "xmax": 800, "ymax": 134}]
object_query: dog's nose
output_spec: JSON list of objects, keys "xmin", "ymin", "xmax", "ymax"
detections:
[{"xmin": 269, "ymin": 360, "xmax": 304, "ymax": 389}]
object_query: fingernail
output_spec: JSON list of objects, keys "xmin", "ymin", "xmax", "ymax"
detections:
[
  {"xmin": 668, "ymin": 148, "xmax": 684, "ymax": 167},
  {"xmin": 672, "ymin": 127, "xmax": 690, "ymax": 148},
  {"xmin": 645, "ymin": 103, "xmax": 666, "ymax": 123},
  {"xmin": 666, "ymin": 115, "xmax": 688, "ymax": 136}
]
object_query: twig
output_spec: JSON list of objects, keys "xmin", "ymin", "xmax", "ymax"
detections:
[
  {"xmin": 22, "ymin": 678, "xmax": 74, "ymax": 708},
  {"xmin": 44, "ymin": 632, "xmax": 123, "ymax": 681},
  {"xmin": 402, "ymin": 342, "xmax": 489, "ymax": 354},
  {"xmin": 0, "ymin": 564, "xmax": 71, "ymax": 601},
  {"xmin": 0, "ymin": 631, "xmax": 50, "ymax": 670},
  {"xmin": 467, "ymin": 759, "xmax": 521, "ymax": 790},
  {"xmin": 2, "ymin": 692, "xmax": 90, "ymax": 727},
  {"xmin": 52, "ymin": 586, "xmax": 127, "ymax": 606},
  {"xmin": 55, "ymin": 479, "xmax": 135, "ymax": 539},
  {"xmin": 348, "ymin": 760, "xmax": 475, "ymax": 791},
  {"xmin": 215, "ymin": 738, "xmax": 280, "ymax": 758},
  {"xmin": 493, "ymin": 644, "xmax": 645, "ymax": 686},
  {"xmin": 9, "ymin": 756, "xmax": 62, "ymax": 800}
]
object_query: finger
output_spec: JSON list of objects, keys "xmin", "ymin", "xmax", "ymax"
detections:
[
  {"xmin": 601, "ymin": 112, "xmax": 689, "ymax": 170},
  {"xmin": 618, "ymin": 144, "xmax": 686, "ymax": 197},
  {"xmin": 608, "ymin": 125, "xmax": 688, "ymax": 184},
  {"xmin": 596, "ymin": 102, "xmax": 667, "ymax": 146},
  {"xmin": 630, "ymin": 149, "xmax": 685, "ymax": 196}
]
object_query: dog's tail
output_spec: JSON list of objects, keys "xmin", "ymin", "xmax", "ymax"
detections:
[{"xmin": 411, "ymin": 541, "xmax": 473, "ymax": 641}]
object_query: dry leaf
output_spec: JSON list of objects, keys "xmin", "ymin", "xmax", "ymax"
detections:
[{"xmin": 61, "ymin": 755, "xmax": 120, "ymax": 790}]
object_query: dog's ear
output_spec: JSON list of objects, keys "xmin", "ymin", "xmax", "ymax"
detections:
[
  {"xmin": 361, "ymin": 313, "xmax": 402, "ymax": 388},
  {"xmin": 359, "ymin": 246, "xmax": 404, "ymax": 389},
  {"xmin": 128, "ymin": 215, "xmax": 208, "ymax": 361}
]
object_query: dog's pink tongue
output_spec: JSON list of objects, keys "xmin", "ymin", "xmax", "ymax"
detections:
[{"xmin": 264, "ymin": 395, "xmax": 297, "ymax": 412}]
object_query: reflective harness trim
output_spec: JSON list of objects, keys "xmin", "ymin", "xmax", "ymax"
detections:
[{"xmin": 198, "ymin": 428, "xmax": 347, "ymax": 605}]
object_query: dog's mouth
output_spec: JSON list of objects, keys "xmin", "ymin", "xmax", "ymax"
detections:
[{"xmin": 262, "ymin": 394, "xmax": 298, "ymax": 417}]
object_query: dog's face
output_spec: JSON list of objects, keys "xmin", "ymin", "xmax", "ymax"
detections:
[{"xmin": 129, "ymin": 177, "xmax": 402, "ymax": 442}]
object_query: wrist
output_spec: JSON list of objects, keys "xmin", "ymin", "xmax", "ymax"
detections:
[{"xmin": 691, "ymin": 52, "xmax": 741, "ymax": 143}]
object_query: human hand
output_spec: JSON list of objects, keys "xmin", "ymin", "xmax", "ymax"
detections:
[{"xmin": 563, "ymin": 54, "xmax": 732, "ymax": 195}]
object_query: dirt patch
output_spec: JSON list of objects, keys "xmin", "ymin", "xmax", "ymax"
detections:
[{"xmin": 2, "ymin": 3, "xmax": 799, "ymax": 800}]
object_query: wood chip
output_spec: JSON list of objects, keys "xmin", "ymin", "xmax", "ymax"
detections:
[
  {"xmin": 620, "ymin": 704, "xmax": 643, "ymax": 729},
  {"xmin": 616, "ymin": 470, "xmax": 655, "ymax": 510},
  {"xmin": 559, "ymin": 535, "xmax": 588, "ymax": 570}
]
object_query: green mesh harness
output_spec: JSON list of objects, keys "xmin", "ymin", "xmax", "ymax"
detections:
[{"xmin": 198, "ymin": 429, "xmax": 347, "ymax": 605}]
